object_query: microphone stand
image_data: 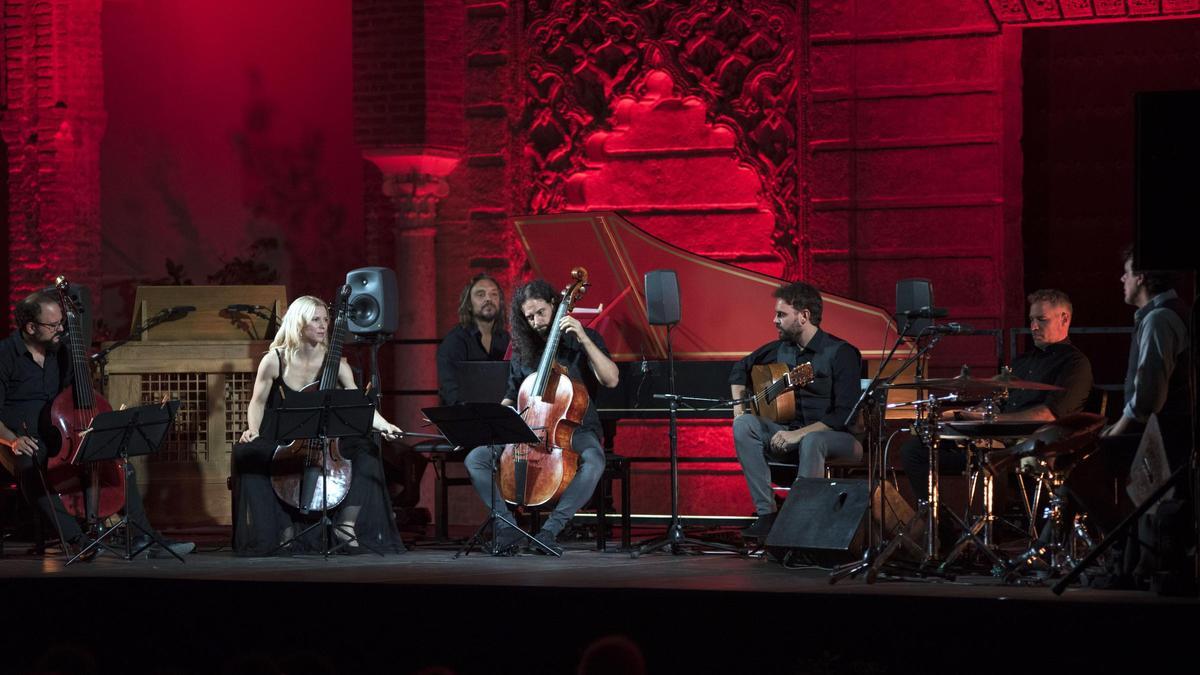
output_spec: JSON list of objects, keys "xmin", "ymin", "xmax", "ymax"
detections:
[
  {"xmin": 830, "ymin": 319, "xmax": 951, "ymax": 583},
  {"xmin": 632, "ymin": 323, "xmax": 741, "ymax": 557},
  {"xmin": 91, "ymin": 308, "xmax": 193, "ymax": 390},
  {"xmin": 265, "ymin": 304, "xmax": 279, "ymax": 341}
]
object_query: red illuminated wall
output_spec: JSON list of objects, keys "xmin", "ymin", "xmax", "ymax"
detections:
[
  {"xmin": 1021, "ymin": 18, "xmax": 1200, "ymax": 383},
  {"xmin": 3, "ymin": 0, "xmax": 1198, "ymax": 523},
  {"xmin": 417, "ymin": 1, "xmax": 1200, "ymax": 519},
  {"xmin": 1, "ymin": 0, "xmax": 106, "ymax": 315},
  {"xmin": 97, "ymin": 0, "xmax": 365, "ymax": 335}
]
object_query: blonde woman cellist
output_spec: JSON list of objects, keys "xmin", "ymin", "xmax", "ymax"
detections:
[{"xmin": 232, "ymin": 295, "xmax": 405, "ymax": 556}]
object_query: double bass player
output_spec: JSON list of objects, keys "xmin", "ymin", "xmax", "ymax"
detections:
[
  {"xmin": 463, "ymin": 278, "xmax": 619, "ymax": 556},
  {"xmin": 0, "ymin": 290, "xmax": 193, "ymax": 558}
]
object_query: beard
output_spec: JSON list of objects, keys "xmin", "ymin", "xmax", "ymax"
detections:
[
  {"xmin": 36, "ymin": 331, "xmax": 62, "ymax": 349},
  {"xmin": 474, "ymin": 303, "xmax": 497, "ymax": 321}
]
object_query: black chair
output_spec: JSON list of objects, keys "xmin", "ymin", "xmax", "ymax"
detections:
[
  {"xmin": 1, "ymin": 468, "xmax": 48, "ymax": 557},
  {"xmin": 420, "ymin": 440, "xmax": 633, "ymax": 550},
  {"xmin": 593, "ymin": 453, "xmax": 632, "ymax": 551},
  {"xmin": 1083, "ymin": 386, "xmax": 1110, "ymax": 419}
]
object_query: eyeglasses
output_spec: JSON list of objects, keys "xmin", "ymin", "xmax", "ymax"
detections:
[{"xmin": 34, "ymin": 320, "xmax": 65, "ymax": 330}]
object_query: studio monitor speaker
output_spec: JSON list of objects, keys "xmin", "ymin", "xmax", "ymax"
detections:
[
  {"xmin": 644, "ymin": 269, "xmax": 681, "ymax": 326},
  {"xmin": 765, "ymin": 478, "xmax": 870, "ymax": 566},
  {"xmin": 345, "ymin": 267, "xmax": 398, "ymax": 335},
  {"xmin": 895, "ymin": 278, "xmax": 934, "ymax": 337}
]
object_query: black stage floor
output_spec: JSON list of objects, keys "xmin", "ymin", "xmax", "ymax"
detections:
[{"xmin": 2, "ymin": 539, "xmax": 1196, "ymax": 674}]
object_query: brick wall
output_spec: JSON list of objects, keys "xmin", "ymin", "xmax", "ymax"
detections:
[
  {"xmin": 1, "ymin": 0, "xmax": 105, "ymax": 318},
  {"xmin": 353, "ymin": 0, "xmax": 464, "ymax": 150}
]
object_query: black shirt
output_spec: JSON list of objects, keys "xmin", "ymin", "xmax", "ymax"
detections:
[
  {"xmin": 436, "ymin": 323, "xmax": 511, "ymax": 405},
  {"xmin": 729, "ymin": 329, "xmax": 864, "ymax": 434},
  {"xmin": 0, "ymin": 330, "xmax": 73, "ymax": 440},
  {"xmin": 1003, "ymin": 339, "xmax": 1092, "ymax": 418},
  {"xmin": 504, "ymin": 328, "xmax": 609, "ymax": 441}
]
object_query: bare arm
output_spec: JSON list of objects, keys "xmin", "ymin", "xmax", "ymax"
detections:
[
  {"xmin": 996, "ymin": 405, "xmax": 1055, "ymax": 422},
  {"xmin": 769, "ymin": 421, "xmax": 832, "ymax": 451},
  {"xmin": 560, "ymin": 317, "xmax": 619, "ymax": 388},
  {"xmin": 240, "ymin": 351, "xmax": 280, "ymax": 443},
  {"xmin": 731, "ymin": 384, "xmax": 747, "ymax": 417},
  {"xmin": 0, "ymin": 421, "xmax": 40, "ymax": 459},
  {"xmin": 337, "ymin": 358, "xmax": 402, "ymax": 441}
]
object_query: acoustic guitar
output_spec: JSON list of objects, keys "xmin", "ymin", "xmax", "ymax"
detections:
[{"xmin": 746, "ymin": 362, "xmax": 816, "ymax": 423}]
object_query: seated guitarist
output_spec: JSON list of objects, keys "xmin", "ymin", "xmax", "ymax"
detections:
[{"xmin": 731, "ymin": 281, "xmax": 865, "ymax": 540}]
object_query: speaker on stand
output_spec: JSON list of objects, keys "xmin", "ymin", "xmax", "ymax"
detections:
[
  {"xmin": 633, "ymin": 270, "xmax": 740, "ymax": 557},
  {"xmin": 345, "ymin": 266, "xmax": 401, "ymax": 525}
]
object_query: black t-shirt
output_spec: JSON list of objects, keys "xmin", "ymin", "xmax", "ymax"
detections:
[
  {"xmin": 505, "ymin": 328, "xmax": 609, "ymax": 441},
  {"xmin": 436, "ymin": 323, "xmax": 511, "ymax": 405},
  {"xmin": 1003, "ymin": 340, "xmax": 1092, "ymax": 418}
]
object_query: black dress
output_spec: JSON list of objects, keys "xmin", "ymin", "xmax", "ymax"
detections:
[{"xmin": 232, "ymin": 350, "xmax": 405, "ymax": 555}]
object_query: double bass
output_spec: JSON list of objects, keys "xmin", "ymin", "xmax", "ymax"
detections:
[
  {"xmin": 44, "ymin": 277, "xmax": 126, "ymax": 522},
  {"xmin": 500, "ymin": 268, "xmax": 590, "ymax": 507},
  {"xmin": 270, "ymin": 285, "xmax": 354, "ymax": 513}
]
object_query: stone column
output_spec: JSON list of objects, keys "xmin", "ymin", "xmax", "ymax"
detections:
[{"xmin": 362, "ymin": 149, "xmax": 460, "ymax": 433}]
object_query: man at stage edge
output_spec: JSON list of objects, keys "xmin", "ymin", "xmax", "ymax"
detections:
[
  {"xmin": 900, "ymin": 288, "xmax": 1093, "ymax": 504},
  {"xmin": 437, "ymin": 273, "xmax": 511, "ymax": 405},
  {"xmin": 1065, "ymin": 249, "xmax": 1191, "ymax": 579},
  {"xmin": 0, "ymin": 291, "xmax": 194, "ymax": 558},
  {"xmin": 463, "ymin": 279, "xmax": 619, "ymax": 555},
  {"xmin": 731, "ymin": 281, "xmax": 865, "ymax": 540}
]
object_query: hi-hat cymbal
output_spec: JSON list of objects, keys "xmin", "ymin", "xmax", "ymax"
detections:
[{"xmin": 883, "ymin": 371, "xmax": 1063, "ymax": 393}]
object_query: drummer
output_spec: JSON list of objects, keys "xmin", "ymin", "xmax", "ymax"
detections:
[{"xmin": 899, "ymin": 289, "xmax": 1093, "ymax": 512}]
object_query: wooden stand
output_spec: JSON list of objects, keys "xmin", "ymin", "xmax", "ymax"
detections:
[{"xmin": 99, "ymin": 284, "xmax": 289, "ymax": 527}]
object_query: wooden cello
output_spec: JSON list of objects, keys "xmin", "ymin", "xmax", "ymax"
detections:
[
  {"xmin": 44, "ymin": 277, "xmax": 126, "ymax": 521},
  {"xmin": 500, "ymin": 268, "xmax": 590, "ymax": 508},
  {"xmin": 270, "ymin": 285, "xmax": 354, "ymax": 513}
]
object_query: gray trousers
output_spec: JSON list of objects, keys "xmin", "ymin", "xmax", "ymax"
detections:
[
  {"xmin": 465, "ymin": 429, "xmax": 604, "ymax": 537},
  {"xmin": 733, "ymin": 414, "xmax": 863, "ymax": 516}
]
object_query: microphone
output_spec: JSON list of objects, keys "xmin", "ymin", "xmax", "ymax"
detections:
[
  {"xmin": 929, "ymin": 322, "xmax": 974, "ymax": 334},
  {"xmin": 904, "ymin": 306, "xmax": 949, "ymax": 319},
  {"xmin": 225, "ymin": 304, "xmax": 264, "ymax": 313},
  {"xmin": 166, "ymin": 305, "xmax": 197, "ymax": 314}
]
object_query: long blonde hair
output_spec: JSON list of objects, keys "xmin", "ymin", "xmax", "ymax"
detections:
[{"xmin": 269, "ymin": 295, "xmax": 329, "ymax": 363}]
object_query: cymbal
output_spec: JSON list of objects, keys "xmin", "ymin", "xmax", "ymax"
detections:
[
  {"xmin": 985, "ymin": 413, "xmax": 1106, "ymax": 471},
  {"xmin": 941, "ymin": 420, "xmax": 1045, "ymax": 439},
  {"xmin": 883, "ymin": 372, "xmax": 1064, "ymax": 393}
]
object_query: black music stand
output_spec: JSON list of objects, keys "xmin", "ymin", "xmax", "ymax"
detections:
[
  {"xmin": 268, "ymin": 388, "xmax": 380, "ymax": 557},
  {"xmin": 420, "ymin": 403, "xmax": 560, "ymax": 557},
  {"xmin": 67, "ymin": 401, "xmax": 182, "ymax": 566}
]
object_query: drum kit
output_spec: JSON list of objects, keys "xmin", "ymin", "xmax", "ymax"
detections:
[{"xmin": 875, "ymin": 367, "xmax": 1107, "ymax": 582}]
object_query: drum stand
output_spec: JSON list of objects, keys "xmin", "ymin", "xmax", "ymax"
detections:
[
  {"xmin": 939, "ymin": 443, "xmax": 1009, "ymax": 574},
  {"xmin": 1004, "ymin": 462, "xmax": 1097, "ymax": 581},
  {"xmin": 834, "ymin": 395, "xmax": 954, "ymax": 583}
]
